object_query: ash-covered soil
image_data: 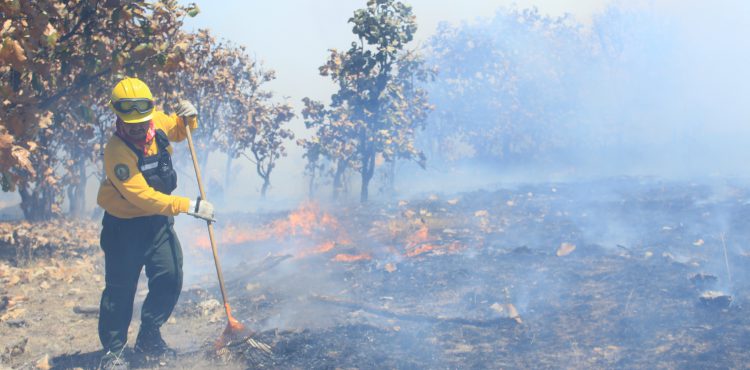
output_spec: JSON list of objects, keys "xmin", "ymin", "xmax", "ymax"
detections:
[{"xmin": 3, "ymin": 177, "xmax": 750, "ymax": 369}]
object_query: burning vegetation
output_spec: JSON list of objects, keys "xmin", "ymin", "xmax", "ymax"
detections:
[
  {"xmin": 3, "ymin": 179, "xmax": 750, "ymax": 369},
  {"xmin": 1, "ymin": 0, "xmax": 748, "ymax": 369},
  {"xmin": 163, "ymin": 178, "xmax": 750, "ymax": 369}
]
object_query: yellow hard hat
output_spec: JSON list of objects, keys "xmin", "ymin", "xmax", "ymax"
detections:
[{"xmin": 109, "ymin": 77, "xmax": 155, "ymax": 123}]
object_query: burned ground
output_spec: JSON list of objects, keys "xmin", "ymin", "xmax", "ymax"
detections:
[{"xmin": 2, "ymin": 177, "xmax": 750, "ymax": 369}]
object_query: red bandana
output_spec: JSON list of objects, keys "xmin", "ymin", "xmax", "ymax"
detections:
[{"xmin": 115, "ymin": 118, "xmax": 156, "ymax": 155}]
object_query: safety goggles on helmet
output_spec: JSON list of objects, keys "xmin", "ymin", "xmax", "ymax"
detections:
[{"xmin": 111, "ymin": 98, "xmax": 154, "ymax": 115}]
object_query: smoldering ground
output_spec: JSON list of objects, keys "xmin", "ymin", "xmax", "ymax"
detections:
[
  {"xmin": 4, "ymin": 2, "xmax": 750, "ymax": 369},
  {"xmin": 151, "ymin": 1, "xmax": 750, "ymax": 368},
  {"xmin": 167, "ymin": 174, "xmax": 750, "ymax": 368}
]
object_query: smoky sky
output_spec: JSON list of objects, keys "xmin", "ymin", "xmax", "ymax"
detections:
[
  {"xmin": 3, "ymin": 1, "xmax": 746, "ymax": 213},
  {"xmin": 572, "ymin": 1, "xmax": 750, "ymax": 178},
  {"xmin": 400, "ymin": 1, "xmax": 749, "ymax": 192},
  {"xmin": 203, "ymin": 0, "xmax": 750, "ymax": 206}
]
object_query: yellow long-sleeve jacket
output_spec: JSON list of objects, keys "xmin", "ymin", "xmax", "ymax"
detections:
[{"xmin": 97, "ymin": 111, "xmax": 197, "ymax": 219}]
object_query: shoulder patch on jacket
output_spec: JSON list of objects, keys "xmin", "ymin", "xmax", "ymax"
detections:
[{"xmin": 114, "ymin": 164, "xmax": 130, "ymax": 181}]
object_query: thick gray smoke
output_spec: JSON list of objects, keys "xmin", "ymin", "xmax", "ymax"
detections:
[
  {"xmin": 409, "ymin": 1, "xmax": 750, "ymax": 191},
  {"xmin": 575, "ymin": 1, "xmax": 750, "ymax": 178}
]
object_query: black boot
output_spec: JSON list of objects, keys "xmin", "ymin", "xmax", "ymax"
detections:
[
  {"xmin": 99, "ymin": 347, "xmax": 129, "ymax": 370},
  {"xmin": 134, "ymin": 326, "xmax": 177, "ymax": 362}
]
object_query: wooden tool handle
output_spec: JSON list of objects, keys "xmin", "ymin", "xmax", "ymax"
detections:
[{"xmin": 184, "ymin": 123, "xmax": 231, "ymax": 314}]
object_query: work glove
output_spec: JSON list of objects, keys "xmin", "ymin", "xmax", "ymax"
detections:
[
  {"xmin": 175, "ymin": 100, "xmax": 197, "ymax": 117},
  {"xmin": 175, "ymin": 100, "xmax": 198, "ymax": 129},
  {"xmin": 187, "ymin": 197, "xmax": 215, "ymax": 222}
]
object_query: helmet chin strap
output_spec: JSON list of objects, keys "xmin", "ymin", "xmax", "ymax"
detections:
[{"xmin": 115, "ymin": 118, "xmax": 156, "ymax": 154}]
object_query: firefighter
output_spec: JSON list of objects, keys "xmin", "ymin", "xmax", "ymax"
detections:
[{"xmin": 96, "ymin": 77, "xmax": 214, "ymax": 370}]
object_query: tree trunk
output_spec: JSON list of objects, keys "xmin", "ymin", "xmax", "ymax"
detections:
[
  {"xmin": 222, "ymin": 154, "xmax": 234, "ymax": 204},
  {"xmin": 308, "ymin": 166, "xmax": 317, "ymax": 198},
  {"xmin": 255, "ymin": 158, "xmax": 273, "ymax": 198},
  {"xmin": 386, "ymin": 159, "xmax": 396, "ymax": 196},
  {"xmin": 198, "ymin": 150, "xmax": 210, "ymax": 177},
  {"xmin": 261, "ymin": 177, "xmax": 270, "ymax": 198},
  {"xmin": 360, "ymin": 151, "xmax": 376, "ymax": 203},
  {"xmin": 360, "ymin": 173, "xmax": 370, "ymax": 203},
  {"xmin": 19, "ymin": 183, "xmax": 55, "ymax": 221},
  {"xmin": 224, "ymin": 154, "xmax": 233, "ymax": 191},
  {"xmin": 68, "ymin": 160, "xmax": 87, "ymax": 218},
  {"xmin": 333, "ymin": 160, "xmax": 347, "ymax": 200}
]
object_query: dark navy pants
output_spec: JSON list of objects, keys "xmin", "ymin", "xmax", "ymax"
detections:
[{"xmin": 98, "ymin": 212, "xmax": 183, "ymax": 352}]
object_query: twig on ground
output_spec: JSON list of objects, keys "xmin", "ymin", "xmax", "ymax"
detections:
[{"xmin": 310, "ymin": 294, "xmax": 518, "ymax": 327}]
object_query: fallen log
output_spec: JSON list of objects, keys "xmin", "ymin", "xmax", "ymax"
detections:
[
  {"xmin": 310, "ymin": 294, "xmax": 519, "ymax": 328},
  {"xmin": 228, "ymin": 254, "xmax": 292, "ymax": 285},
  {"xmin": 73, "ymin": 305, "xmax": 99, "ymax": 315}
]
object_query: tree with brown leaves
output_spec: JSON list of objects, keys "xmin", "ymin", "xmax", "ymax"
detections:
[
  {"xmin": 301, "ymin": 0, "xmax": 434, "ymax": 202},
  {"xmin": 217, "ymin": 68, "xmax": 295, "ymax": 198},
  {"xmin": 1, "ymin": 0, "xmax": 198, "ymax": 220},
  {"xmin": 144, "ymin": 29, "xmax": 295, "ymax": 199}
]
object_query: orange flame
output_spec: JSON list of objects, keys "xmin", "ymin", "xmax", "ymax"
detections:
[
  {"xmin": 192, "ymin": 202, "xmax": 466, "ymax": 263},
  {"xmin": 406, "ymin": 244, "xmax": 435, "ymax": 257},
  {"xmin": 405, "ymin": 241, "xmax": 465, "ymax": 257},
  {"xmin": 333, "ymin": 253, "xmax": 372, "ymax": 262},
  {"xmin": 406, "ymin": 224, "xmax": 430, "ymax": 247},
  {"xmin": 194, "ymin": 202, "xmax": 350, "ymax": 251},
  {"xmin": 297, "ymin": 240, "xmax": 338, "ymax": 258},
  {"xmin": 270, "ymin": 202, "xmax": 343, "ymax": 238},
  {"xmin": 195, "ymin": 225, "xmax": 267, "ymax": 249},
  {"xmin": 315, "ymin": 241, "xmax": 336, "ymax": 253},
  {"xmin": 402, "ymin": 221, "xmax": 465, "ymax": 257},
  {"xmin": 403, "ymin": 223, "xmax": 437, "ymax": 257}
]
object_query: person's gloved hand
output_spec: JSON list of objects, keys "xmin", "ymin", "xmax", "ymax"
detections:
[
  {"xmin": 175, "ymin": 100, "xmax": 197, "ymax": 117},
  {"xmin": 187, "ymin": 197, "xmax": 215, "ymax": 222},
  {"xmin": 175, "ymin": 100, "xmax": 198, "ymax": 129}
]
